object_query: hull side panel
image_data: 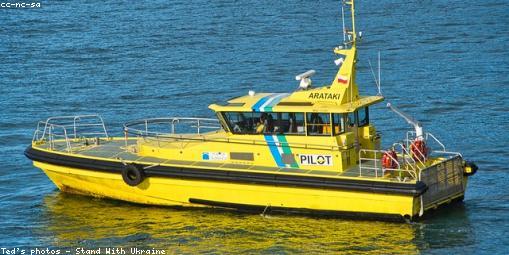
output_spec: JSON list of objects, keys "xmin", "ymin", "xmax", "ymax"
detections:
[{"xmin": 35, "ymin": 161, "xmax": 416, "ymax": 217}]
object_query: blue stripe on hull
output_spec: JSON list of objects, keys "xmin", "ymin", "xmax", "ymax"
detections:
[{"xmin": 264, "ymin": 135, "xmax": 285, "ymax": 167}]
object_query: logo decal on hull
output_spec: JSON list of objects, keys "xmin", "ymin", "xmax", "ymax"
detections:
[
  {"xmin": 202, "ymin": 152, "xmax": 228, "ymax": 161},
  {"xmin": 299, "ymin": 154, "xmax": 333, "ymax": 166}
]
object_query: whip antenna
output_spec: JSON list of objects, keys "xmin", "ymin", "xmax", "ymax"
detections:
[
  {"xmin": 368, "ymin": 51, "xmax": 382, "ymax": 96},
  {"xmin": 378, "ymin": 51, "xmax": 381, "ymax": 94},
  {"xmin": 341, "ymin": 2, "xmax": 346, "ymax": 44}
]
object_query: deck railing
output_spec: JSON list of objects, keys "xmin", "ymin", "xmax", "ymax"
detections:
[
  {"xmin": 123, "ymin": 117, "xmax": 352, "ymax": 151},
  {"xmin": 32, "ymin": 114, "xmax": 109, "ymax": 153},
  {"xmin": 406, "ymin": 131, "xmax": 462, "ymax": 158},
  {"xmin": 123, "ymin": 117, "xmax": 221, "ymax": 137},
  {"xmin": 359, "ymin": 149, "xmax": 417, "ymax": 181},
  {"xmin": 358, "ymin": 131, "xmax": 462, "ymax": 182}
]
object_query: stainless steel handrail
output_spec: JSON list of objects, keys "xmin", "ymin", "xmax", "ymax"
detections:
[
  {"xmin": 425, "ymin": 133, "xmax": 446, "ymax": 152},
  {"xmin": 123, "ymin": 117, "xmax": 221, "ymax": 136},
  {"xmin": 393, "ymin": 142, "xmax": 425, "ymax": 170},
  {"xmin": 123, "ymin": 117, "xmax": 350, "ymax": 151},
  {"xmin": 406, "ymin": 131, "xmax": 460, "ymax": 159},
  {"xmin": 35, "ymin": 114, "xmax": 108, "ymax": 142},
  {"xmin": 32, "ymin": 114, "xmax": 109, "ymax": 153},
  {"xmin": 72, "ymin": 115, "xmax": 109, "ymax": 139},
  {"xmin": 141, "ymin": 131, "xmax": 348, "ymax": 151},
  {"xmin": 40, "ymin": 123, "xmax": 72, "ymax": 153},
  {"xmin": 406, "ymin": 131, "xmax": 443, "ymax": 152},
  {"xmin": 358, "ymin": 149, "xmax": 417, "ymax": 180},
  {"xmin": 432, "ymin": 150, "xmax": 462, "ymax": 158}
]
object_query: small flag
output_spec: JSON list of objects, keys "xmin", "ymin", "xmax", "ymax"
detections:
[{"xmin": 337, "ymin": 75, "xmax": 348, "ymax": 84}]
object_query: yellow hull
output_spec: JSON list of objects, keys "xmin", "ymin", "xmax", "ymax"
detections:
[{"xmin": 35, "ymin": 161, "xmax": 427, "ymax": 219}]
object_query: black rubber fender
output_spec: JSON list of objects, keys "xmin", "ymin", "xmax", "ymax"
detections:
[
  {"xmin": 24, "ymin": 146, "xmax": 429, "ymax": 196},
  {"xmin": 122, "ymin": 164, "xmax": 145, "ymax": 186},
  {"xmin": 463, "ymin": 161, "xmax": 478, "ymax": 176}
]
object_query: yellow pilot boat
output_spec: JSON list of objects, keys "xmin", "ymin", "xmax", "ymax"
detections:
[{"xmin": 25, "ymin": 0, "xmax": 477, "ymax": 220}]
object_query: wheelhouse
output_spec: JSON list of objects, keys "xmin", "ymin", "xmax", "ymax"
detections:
[{"xmin": 218, "ymin": 107, "xmax": 370, "ymax": 137}]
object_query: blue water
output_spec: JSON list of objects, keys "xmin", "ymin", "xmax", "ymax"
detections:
[{"xmin": 1, "ymin": 0, "xmax": 508, "ymax": 254}]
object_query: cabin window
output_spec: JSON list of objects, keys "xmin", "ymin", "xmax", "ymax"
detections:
[
  {"xmin": 278, "ymin": 113, "xmax": 305, "ymax": 135},
  {"xmin": 357, "ymin": 107, "xmax": 369, "ymax": 127},
  {"xmin": 332, "ymin": 113, "xmax": 345, "ymax": 135},
  {"xmin": 306, "ymin": 113, "xmax": 331, "ymax": 136},
  {"xmin": 345, "ymin": 112, "xmax": 355, "ymax": 130},
  {"xmin": 252, "ymin": 112, "xmax": 278, "ymax": 134},
  {"xmin": 223, "ymin": 112, "xmax": 253, "ymax": 134},
  {"xmin": 251, "ymin": 113, "xmax": 264, "ymax": 133},
  {"xmin": 223, "ymin": 112, "xmax": 309, "ymax": 135},
  {"xmin": 216, "ymin": 112, "xmax": 230, "ymax": 132}
]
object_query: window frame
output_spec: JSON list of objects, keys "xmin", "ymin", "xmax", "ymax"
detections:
[
  {"xmin": 332, "ymin": 113, "xmax": 345, "ymax": 135},
  {"xmin": 277, "ymin": 112, "xmax": 306, "ymax": 136},
  {"xmin": 222, "ymin": 111, "xmax": 254, "ymax": 134},
  {"xmin": 305, "ymin": 112, "xmax": 333, "ymax": 137},
  {"xmin": 216, "ymin": 112, "xmax": 231, "ymax": 132},
  {"xmin": 221, "ymin": 111, "xmax": 307, "ymax": 136},
  {"xmin": 356, "ymin": 107, "xmax": 369, "ymax": 127}
]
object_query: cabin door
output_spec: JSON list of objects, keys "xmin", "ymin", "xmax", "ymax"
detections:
[{"xmin": 333, "ymin": 113, "xmax": 358, "ymax": 169}]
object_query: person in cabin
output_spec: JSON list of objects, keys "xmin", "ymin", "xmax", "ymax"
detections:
[
  {"xmin": 256, "ymin": 113, "xmax": 267, "ymax": 134},
  {"xmin": 309, "ymin": 113, "xmax": 323, "ymax": 134},
  {"xmin": 233, "ymin": 123, "xmax": 242, "ymax": 133},
  {"xmin": 233, "ymin": 113, "xmax": 247, "ymax": 133},
  {"xmin": 264, "ymin": 114, "xmax": 274, "ymax": 133},
  {"xmin": 346, "ymin": 113, "xmax": 355, "ymax": 132},
  {"xmin": 288, "ymin": 113, "xmax": 297, "ymax": 133}
]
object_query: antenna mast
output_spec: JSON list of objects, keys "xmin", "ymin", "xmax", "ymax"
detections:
[
  {"xmin": 341, "ymin": 1, "xmax": 357, "ymax": 46},
  {"xmin": 350, "ymin": 0, "xmax": 356, "ymax": 45}
]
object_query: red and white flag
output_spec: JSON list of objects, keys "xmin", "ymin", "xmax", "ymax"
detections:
[{"xmin": 337, "ymin": 75, "xmax": 349, "ymax": 84}]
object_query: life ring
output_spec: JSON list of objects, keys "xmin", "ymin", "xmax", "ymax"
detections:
[
  {"xmin": 382, "ymin": 150, "xmax": 398, "ymax": 169},
  {"xmin": 410, "ymin": 139, "xmax": 428, "ymax": 162},
  {"xmin": 122, "ymin": 164, "xmax": 145, "ymax": 186}
]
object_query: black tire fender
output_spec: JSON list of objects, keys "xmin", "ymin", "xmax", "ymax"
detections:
[
  {"xmin": 121, "ymin": 164, "xmax": 145, "ymax": 186},
  {"xmin": 463, "ymin": 161, "xmax": 478, "ymax": 176}
]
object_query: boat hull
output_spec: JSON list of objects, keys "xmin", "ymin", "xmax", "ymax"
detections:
[
  {"xmin": 26, "ymin": 145, "xmax": 468, "ymax": 220},
  {"xmin": 32, "ymin": 159, "xmax": 426, "ymax": 220}
]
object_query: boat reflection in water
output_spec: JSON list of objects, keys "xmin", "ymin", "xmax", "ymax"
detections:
[{"xmin": 39, "ymin": 192, "xmax": 474, "ymax": 254}]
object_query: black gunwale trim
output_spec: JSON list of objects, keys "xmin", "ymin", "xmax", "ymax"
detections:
[
  {"xmin": 25, "ymin": 146, "xmax": 427, "ymax": 196},
  {"xmin": 189, "ymin": 198, "xmax": 404, "ymax": 221}
]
